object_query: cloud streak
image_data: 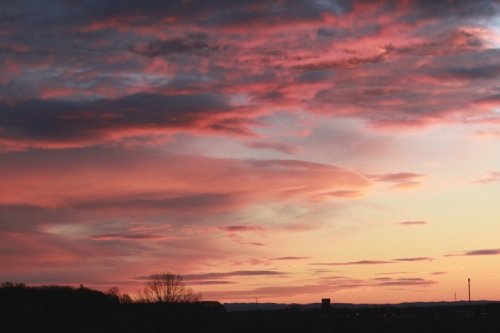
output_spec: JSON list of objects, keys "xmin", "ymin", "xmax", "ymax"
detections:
[
  {"xmin": 447, "ymin": 248, "xmax": 500, "ymax": 256},
  {"xmin": 312, "ymin": 256, "xmax": 435, "ymax": 266},
  {"xmin": 183, "ymin": 270, "xmax": 288, "ymax": 281},
  {"xmin": 475, "ymin": 172, "xmax": 500, "ymax": 184},
  {"xmin": 0, "ymin": 93, "xmax": 255, "ymax": 150},
  {"xmin": 311, "ymin": 260, "xmax": 393, "ymax": 266},
  {"xmin": 400, "ymin": 221, "xmax": 428, "ymax": 226}
]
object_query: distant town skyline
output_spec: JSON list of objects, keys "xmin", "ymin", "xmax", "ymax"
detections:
[{"xmin": 0, "ymin": 0, "xmax": 499, "ymax": 303}]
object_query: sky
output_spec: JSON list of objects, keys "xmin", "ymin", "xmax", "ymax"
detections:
[{"xmin": 1, "ymin": 0, "xmax": 500, "ymax": 304}]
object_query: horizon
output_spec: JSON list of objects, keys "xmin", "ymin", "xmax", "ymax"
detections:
[
  {"xmin": 1, "ymin": 0, "xmax": 500, "ymax": 305},
  {"xmin": 3, "ymin": 281, "xmax": 498, "ymax": 306}
]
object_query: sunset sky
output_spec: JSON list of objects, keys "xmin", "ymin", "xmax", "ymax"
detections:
[{"xmin": 1, "ymin": 0, "xmax": 500, "ymax": 304}]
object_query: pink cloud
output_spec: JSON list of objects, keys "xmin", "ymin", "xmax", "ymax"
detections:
[
  {"xmin": 0, "ymin": 149, "xmax": 371, "ymax": 209},
  {"xmin": 0, "ymin": 148, "xmax": 376, "ymax": 286},
  {"xmin": 475, "ymin": 171, "xmax": 500, "ymax": 184},
  {"xmin": 311, "ymin": 190, "xmax": 365, "ymax": 202},
  {"xmin": 369, "ymin": 172, "xmax": 427, "ymax": 189},
  {"xmin": 371, "ymin": 172, "xmax": 426, "ymax": 183}
]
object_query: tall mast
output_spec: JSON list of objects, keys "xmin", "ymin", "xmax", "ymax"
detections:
[{"xmin": 468, "ymin": 278, "xmax": 471, "ymax": 305}]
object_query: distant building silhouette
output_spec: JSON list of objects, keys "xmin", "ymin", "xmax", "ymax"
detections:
[{"xmin": 321, "ymin": 298, "xmax": 331, "ymax": 311}]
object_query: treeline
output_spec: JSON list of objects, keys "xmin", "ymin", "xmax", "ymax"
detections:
[
  {"xmin": 0, "ymin": 282, "xmax": 118, "ymax": 311},
  {"xmin": 0, "ymin": 282, "xmax": 222, "ymax": 333},
  {"xmin": 0, "ymin": 282, "xmax": 117, "ymax": 333},
  {"xmin": 2, "ymin": 282, "xmax": 500, "ymax": 333}
]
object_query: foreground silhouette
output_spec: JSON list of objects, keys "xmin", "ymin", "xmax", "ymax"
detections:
[
  {"xmin": 1, "ymin": 283, "xmax": 500, "ymax": 333},
  {"xmin": 137, "ymin": 272, "xmax": 201, "ymax": 303}
]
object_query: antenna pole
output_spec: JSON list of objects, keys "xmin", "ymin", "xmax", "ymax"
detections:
[{"xmin": 468, "ymin": 278, "xmax": 471, "ymax": 305}]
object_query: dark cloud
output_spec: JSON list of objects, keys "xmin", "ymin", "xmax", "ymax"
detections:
[
  {"xmin": 407, "ymin": 0, "xmax": 499, "ymax": 20},
  {"xmin": 90, "ymin": 234, "xmax": 166, "ymax": 241},
  {"xmin": 311, "ymin": 260, "xmax": 393, "ymax": 266},
  {"xmin": 54, "ymin": 0, "xmax": 498, "ymax": 30},
  {"xmin": 185, "ymin": 280, "xmax": 234, "ymax": 285},
  {"xmin": 400, "ymin": 221, "xmax": 428, "ymax": 226},
  {"xmin": 393, "ymin": 29, "xmax": 486, "ymax": 57},
  {"xmin": 374, "ymin": 277, "xmax": 437, "ymax": 287},
  {"xmin": 0, "ymin": 192, "xmax": 244, "ymax": 236},
  {"xmin": 297, "ymin": 70, "xmax": 333, "ymax": 83},
  {"xmin": 1, "ymin": 1, "xmax": 498, "ymax": 136},
  {"xmin": 271, "ymin": 256, "xmax": 311, "ymax": 260},
  {"xmin": 246, "ymin": 242, "xmax": 265, "ymax": 246},
  {"xmin": 0, "ymin": 204, "xmax": 68, "ymax": 232},
  {"xmin": 130, "ymin": 33, "xmax": 214, "ymax": 57},
  {"xmin": 75, "ymin": 192, "xmax": 238, "ymax": 213},
  {"xmin": 0, "ymin": 93, "xmax": 250, "ymax": 149},
  {"xmin": 394, "ymin": 257, "xmax": 434, "ymax": 262},
  {"xmin": 459, "ymin": 248, "xmax": 500, "ymax": 256},
  {"xmin": 474, "ymin": 94, "xmax": 500, "ymax": 105},
  {"xmin": 295, "ymin": 48, "xmax": 392, "ymax": 71},
  {"xmin": 423, "ymin": 49, "xmax": 500, "ymax": 80},
  {"xmin": 312, "ymin": 256, "xmax": 434, "ymax": 266},
  {"xmin": 437, "ymin": 64, "xmax": 500, "ymax": 80},
  {"xmin": 317, "ymin": 24, "xmax": 381, "ymax": 40},
  {"xmin": 218, "ymin": 225, "xmax": 263, "ymax": 232}
]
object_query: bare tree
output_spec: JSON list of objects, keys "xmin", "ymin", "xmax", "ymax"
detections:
[{"xmin": 140, "ymin": 272, "xmax": 201, "ymax": 303}]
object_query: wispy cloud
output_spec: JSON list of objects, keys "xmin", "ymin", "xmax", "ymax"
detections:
[
  {"xmin": 400, "ymin": 221, "xmax": 428, "ymax": 226},
  {"xmin": 311, "ymin": 260, "xmax": 393, "ymax": 266},
  {"xmin": 475, "ymin": 172, "xmax": 500, "ymax": 184},
  {"xmin": 271, "ymin": 256, "xmax": 311, "ymax": 261},
  {"xmin": 218, "ymin": 225, "xmax": 264, "ymax": 232},
  {"xmin": 376, "ymin": 271, "xmax": 413, "ymax": 276},
  {"xmin": 183, "ymin": 270, "xmax": 288, "ymax": 281},
  {"xmin": 245, "ymin": 141, "xmax": 298, "ymax": 154},
  {"xmin": 370, "ymin": 173, "xmax": 427, "ymax": 189},
  {"xmin": 394, "ymin": 257, "xmax": 434, "ymax": 262},
  {"xmin": 312, "ymin": 257, "xmax": 434, "ymax": 266},
  {"xmin": 185, "ymin": 280, "xmax": 234, "ymax": 285},
  {"xmin": 202, "ymin": 276, "xmax": 438, "ymax": 300},
  {"xmin": 90, "ymin": 234, "xmax": 171, "ymax": 241},
  {"xmin": 447, "ymin": 248, "xmax": 500, "ymax": 256}
]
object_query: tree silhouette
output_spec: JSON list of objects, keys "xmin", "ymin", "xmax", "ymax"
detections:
[
  {"xmin": 106, "ymin": 286, "xmax": 133, "ymax": 304},
  {"xmin": 139, "ymin": 272, "xmax": 201, "ymax": 303}
]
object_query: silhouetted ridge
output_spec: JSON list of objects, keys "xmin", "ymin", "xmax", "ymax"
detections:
[{"xmin": 2, "ymin": 283, "xmax": 500, "ymax": 333}]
